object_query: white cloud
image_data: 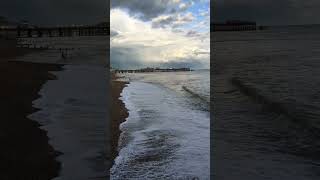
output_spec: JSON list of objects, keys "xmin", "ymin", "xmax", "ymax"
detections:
[
  {"xmin": 179, "ymin": 1, "xmax": 194, "ymax": 11},
  {"xmin": 151, "ymin": 12, "xmax": 195, "ymax": 28},
  {"xmin": 111, "ymin": 9, "xmax": 209, "ymax": 69},
  {"xmin": 179, "ymin": 3, "xmax": 188, "ymax": 10},
  {"xmin": 199, "ymin": 9, "xmax": 210, "ymax": 17}
]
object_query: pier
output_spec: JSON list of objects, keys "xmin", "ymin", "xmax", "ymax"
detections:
[
  {"xmin": 212, "ymin": 20, "xmax": 267, "ymax": 32},
  {"xmin": 1, "ymin": 25, "xmax": 110, "ymax": 38}
]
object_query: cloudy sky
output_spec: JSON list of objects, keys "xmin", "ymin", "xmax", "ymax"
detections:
[
  {"xmin": 1, "ymin": 0, "xmax": 319, "ymax": 26},
  {"xmin": 111, "ymin": 0, "xmax": 210, "ymax": 69},
  {"xmin": 0, "ymin": 0, "xmax": 107, "ymax": 25},
  {"xmin": 214, "ymin": 0, "xmax": 320, "ymax": 25}
]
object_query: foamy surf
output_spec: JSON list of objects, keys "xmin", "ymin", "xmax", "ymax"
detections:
[{"xmin": 111, "ymin": 81, "xmax": 210, "ymax": 179}]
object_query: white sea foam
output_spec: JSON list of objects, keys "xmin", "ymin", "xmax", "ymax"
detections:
[{"xmin": 111, "ymin": 81, "xmax": 210, "ymax": 179}]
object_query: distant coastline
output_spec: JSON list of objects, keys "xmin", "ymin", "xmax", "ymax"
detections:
[{"xmin": 113, "ymin": 67, "xmax": 192, "ymax": 73}]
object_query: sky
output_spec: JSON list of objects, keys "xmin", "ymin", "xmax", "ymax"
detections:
[
  {"xmin": 110, "ymin": 0, "xmax": 210, "ymax": 69},
  {"xmin": 0, "ymin": 0, "xmax": 107, "ymax": 25},
  {"xmin": 1, "ymin": 0, "xmax": 319, "ymax": 26},
  {"xmin": 214, "ymin": 0, "xmax": 320, "ymax": 25}
]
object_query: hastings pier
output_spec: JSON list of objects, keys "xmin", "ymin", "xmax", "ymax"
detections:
[
  {"xmin": 212, "ymin": 20, "xmax": 267, "ymax": 32},
  {"xmin": 1, "ymin": 24, "xmax": 110, "ymax": 38}
]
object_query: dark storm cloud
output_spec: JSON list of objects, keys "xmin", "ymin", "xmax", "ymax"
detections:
[
  {"xmin": 110, "ymin": 30, "xmax": 119, "ymax": 37},
  {"xmin": 111, "ymin": 0, "xmax": 183, "ymax": 20},
  {"xmin": 0, "ymin": 0, "xmax": 108, "ymax": 25},
  {"xmin": 186, "ymin": 30, "xmax": 199, "ymax": 37},
  {"xmin": 213, "ymin": 0, "xmax": 320, "ymax": 25}
]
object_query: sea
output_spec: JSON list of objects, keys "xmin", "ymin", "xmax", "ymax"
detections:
[
  {"xmin": 110, "ymin": 70, "xmax": 210, "ymax": 179},
  {"xmin": 11, "ymin": 36, "xmax": 110, "ymax": 180},
  {"xmin": 213, "ymin": 25, "xmax": 320, "ymax": 180}
]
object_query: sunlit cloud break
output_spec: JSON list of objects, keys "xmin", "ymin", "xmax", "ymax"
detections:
[{"xmin": 110, "ymin": 0, "xmax": 210, "ymax": 69}]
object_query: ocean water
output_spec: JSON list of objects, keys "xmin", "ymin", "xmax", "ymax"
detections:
[
  {"xmin": 29, "ymin": 65, "xmax": 108, "ymax": 180},
  {"xmin": 11, "ymin": 37, "xmax": 110, "ymax": 180},
  {"xmin": 111, "ymin": 70, "xmax": 210, "ymax": 179},
  {"xmin": 213, "ymin": 26, "xmax": 320, "ymax": 179}
]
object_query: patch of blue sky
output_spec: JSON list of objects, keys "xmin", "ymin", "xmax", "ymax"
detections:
[{"xmin": 180, "ymin": 0, "xmax": 210, "ymax": 33}]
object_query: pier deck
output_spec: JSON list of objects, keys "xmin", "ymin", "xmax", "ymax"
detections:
[{"xmin": 1, "ymin": 25, "xmax": 110, "ymax": 38}]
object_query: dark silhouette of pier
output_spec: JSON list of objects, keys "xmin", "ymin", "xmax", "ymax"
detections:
[
  {"xmin": 211, "ymin": 20, "xmax": 268, "ymax": 31},
  {"xmin": 1, "ymin": 24, "xmax": 110, "ymax": 38}
]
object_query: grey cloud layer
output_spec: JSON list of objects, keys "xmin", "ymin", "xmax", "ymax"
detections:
[
  {"xmin": 111, "ymin": 0, "xmax": 185, "ymax": 20},
  {"xmin": 111, "ymin": 46, "xmax": 207, "ymax": 69},
  {"xmin": 110, "ymin": 1, "xmax": 210, "ymax": 69},
  {"xmin": 0, "ymin": 0, "xmax": 108, "ymax": 25},
  {"xmin": 214, "ymin": 0, "xmax": 320, "ymax": 25}
]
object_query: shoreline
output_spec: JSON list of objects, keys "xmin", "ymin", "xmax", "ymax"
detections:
[
  {"xmin": 0, "ymin": 36, "xmax": 62, "ymax": 179},
  {"xmin": 31, "ymin": 64, "xmax": 109, "ymax": 179},
  {"xmin": 108, "ymin": 73, "xmax": 210, "ymax": 179},
  {"xmin": 110, "ymin": 73, "xmax": 129, "ymax": 163}
]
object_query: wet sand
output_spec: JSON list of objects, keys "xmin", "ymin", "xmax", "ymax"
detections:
[
  {"xmin": 110, "ymin": 73, "xmax": 128, "ymax": 162},
  {"xmin": 0, "ymin": 36, "xmax": 30, "ymax": 60},
  {"xmin": 0, "ymin": 37, "xmax": 62, "ymax": 179}
]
